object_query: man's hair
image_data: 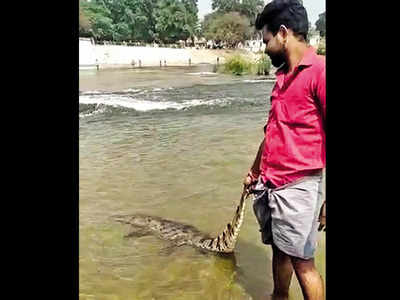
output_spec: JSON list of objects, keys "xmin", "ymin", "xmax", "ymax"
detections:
[{"xmin": 255, "ymin": 0, "xmax": 309, "ymax": 41}]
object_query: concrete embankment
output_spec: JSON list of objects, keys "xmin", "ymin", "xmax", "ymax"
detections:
[{"xmin": 79, "ymin": 38, "xmax": 262, "ymax": 69}]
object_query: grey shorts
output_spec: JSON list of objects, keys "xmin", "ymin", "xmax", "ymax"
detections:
[{"xmin": 252, "ymin": 172, "xmax": 324, "ymax": 259}]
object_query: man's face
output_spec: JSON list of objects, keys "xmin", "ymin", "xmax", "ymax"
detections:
[{"xmin": 263, "ymin": 25, "xmax": 286, "ymax": 68}]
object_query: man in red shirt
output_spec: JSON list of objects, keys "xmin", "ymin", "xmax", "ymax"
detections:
[{"xmin": 244, "ymin": 1, "xmax": 326, "ymax": 299}]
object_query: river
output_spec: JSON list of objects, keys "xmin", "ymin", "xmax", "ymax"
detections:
[{"xmin": 79, "ymin": 64, "xmax": 325, "ymax": 300}]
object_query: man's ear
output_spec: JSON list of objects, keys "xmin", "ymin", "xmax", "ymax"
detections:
[
  {"xmin": 278, "ymin": 25, "xmax": 290, "ymax": 48},
  {"xmin": 279, "ymin": 25, "xmax": 289, "ymax": 39}
]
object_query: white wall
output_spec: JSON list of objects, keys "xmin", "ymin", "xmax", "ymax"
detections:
[
  {"xmin": 94, "ymin": 45, "xmax": 191, "ymax": 67},
  {"xmin": 79, "ymin": 38, "xmax": 196, "ymax": 68},
  {"xmin": 309, "ymin": 35, "xmax": 321, "ymax": 47},
  {"xmin": 79, "ymin": 38, "xmax": 252, "ymax": 68},
  {"xmin": 244, "ymin": 39, "xmax": 265, "ymax": 53},
  {"xmin": 79, "ymin": 38, "xmax": 97, "ymax": 66}
]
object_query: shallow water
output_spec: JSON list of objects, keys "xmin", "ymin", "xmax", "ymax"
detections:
[{"xmin": 79, "ymin": 65, "xmax": 325, "ymax": 300}]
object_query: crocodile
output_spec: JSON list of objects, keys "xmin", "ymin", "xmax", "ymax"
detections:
[{"xmin": 112, "ymin": 188, "xmax": 250, "ymax": 253}]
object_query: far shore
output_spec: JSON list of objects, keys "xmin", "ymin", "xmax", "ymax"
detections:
[
  {"xmin": 79, "ymin": 62, "xmax": 278, "ymax": 80},
  {"xmin": 79, "ymin": 41, "xmax": 266, "ymax": 70}
]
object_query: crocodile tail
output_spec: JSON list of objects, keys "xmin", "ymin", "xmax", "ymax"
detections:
[{"xmin": 198, "ymin": 189, "xmax": 248, "ymax": 253}]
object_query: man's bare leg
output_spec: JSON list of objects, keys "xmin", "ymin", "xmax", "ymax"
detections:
[
  {"xmin": 271, "ymin": 244, "xmax": 294, "ymax": 300},
  {"xmin": 291, "ymin": 257, "xmax": 324, "ymax": 300}
]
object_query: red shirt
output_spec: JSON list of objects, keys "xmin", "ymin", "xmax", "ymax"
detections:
[{"xmin": 260, "ymin": 47, "xmax": 326, "ymax": 187}]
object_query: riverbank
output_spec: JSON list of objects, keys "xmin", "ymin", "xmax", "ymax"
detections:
[
  {"xmin": 98, "ymin": 48, "xmax": 262, "ymax": 69},
  {"xmin": 79, "ymin": 38, "xmax": 264, "ymax": 70}
]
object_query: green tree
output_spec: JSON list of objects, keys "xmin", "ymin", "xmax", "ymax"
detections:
[
  {"xmin": 237, "ymin": 0, "xmax": 264, "ymax": 26},
  {"xmin": 238, "ymin": 0, "xmax": 264, "ymax": 39},
  {"xmin": 213, "ymin": 0, "xmax": 240, "ymax": 12},
  {"xmin": 111, "ymin": 0, "xmax": 159, "ymax": 42},
  {"xmin": 79, "ymin": 1, "xmax": 92, "ymax": 36},
  {"xmin": 315, "ymin": 11, "xmax": 326, "ymax": 37},
  {"xmin": 80, "ymin": 0, "xmax": 157, "ymax": 42},
  {"xmin": 210, "ymin": 0, "xmax": 263, "ymax": 40},
  {"xmin": 180, "ymin": 0, "xmax": 200, "ymax": 45},
  {"xmin": 155, "ymin": 0, "xmax": 199, "ymax": 44},
  {"xmin": 212, "ymin": 0, "xmax": 263, "ymax": 22},
  {"xmin": 105, "ymin": 0, "xmax": 131, "ymax": 41},
  {"xmin": 155, "ymin": 0, "xmax": 186, "ymax": 43},
  {"xmin": 126, "ymin": 0, "xmax": 159, "ymax": 42},
  {"xmin": 80, "ymin": 0, "xmax": 115, "ymax": 40},
  {"xmin": 203, "ymin": 12, "xmax": 252, "ymax": 48},
  {"xmin": 201, "ymin": 11, "xmax": 223, "ymax": 40},
  {"xmin": 79, "ymin": 0, "xmax": 200, "ymax": 44}
]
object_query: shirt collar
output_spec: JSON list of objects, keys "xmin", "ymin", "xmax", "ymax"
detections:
[
  {"xmin": 297, "ymin": 46, "xmax": 317, "ymax": 67},
  {"xmin": 274, "ymin": 46, "xmax": 317, "ymax": 89}
]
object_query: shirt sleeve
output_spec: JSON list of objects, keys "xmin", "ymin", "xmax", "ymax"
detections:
[
  {"xmin": 263, "ymin": 96, "xmax": 273, "ymax": 134},
  {"xmin": 315, "ymin": 67, "xmax": 326, "ymax": 123}
]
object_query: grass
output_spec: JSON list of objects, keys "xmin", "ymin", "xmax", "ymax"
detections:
[{"xmin": 217, "ymin": 54, "xmax": 271, "ymax": 76}]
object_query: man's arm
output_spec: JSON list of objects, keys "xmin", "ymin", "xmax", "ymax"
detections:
[
  {"xmin": 316, "ymin": 66, "xmax": 326, "ymax": 231},
  {"xmin": 244, "ymin": 138, "xmax": 265, "ymax": 187},
  {"xmin": 250, "ymin": 138, "xmax": 265, "ymax": 177}
]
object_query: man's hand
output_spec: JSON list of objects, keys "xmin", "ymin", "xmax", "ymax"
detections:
[
  {"xmin": 243, "ymin": 171, "xmax": 258, "ymax": 194},
  {"xmin": 318, "ymin": 201, "xmax": 326, "ymax": 231}
]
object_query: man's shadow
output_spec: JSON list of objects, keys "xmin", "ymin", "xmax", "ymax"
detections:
[
  {"xmin": 232, "ymin": 238, "xmax": 274, "ymax": 300},
  {"xmin": 209, "ymin": 232, "xmax": 274, "ymax": 300}
]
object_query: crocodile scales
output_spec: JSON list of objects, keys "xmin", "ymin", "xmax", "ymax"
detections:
[{"xmin": 113, "ymin": 189, "xmax": 250, "ymax": 253}]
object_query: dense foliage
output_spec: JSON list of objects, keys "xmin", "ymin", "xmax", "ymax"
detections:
[
  {"xmin": 317, "ymin": 38, "xmax": 325, "ymax": 55},
  {"xmin": 79, "ymin": 0, "xmax": 264, "ymax": 46},
  {"xmin": 79, "ymin": 0, "xmax": 199, "ymax": 44},
  {"xmin": 211, "ymin": 0, "xmax": 263, "ymax": 26},
  {"xmin": 219, "ymin": 53, "xmax": 271, "ymax": 76},
  {"xmin": 220, "ymin": 54, "xmax": 253, "ymax": 75},
  {"xmin": 315, "ymin": 12, "xmax": 326, "ymax": 37},
  {"xmin": 156, "ymin": 0, "xmax": 200, "ymax": 44},
  {"xmin": 208, "ymin": 0, "xmax": 264, "ymax": 40},
  {"xmin": 79, "ymin": 4, "xmax": 92, "ymax": 36},
  {"xmin": 203, "ymin": 12, "xmax": 252, "ymax": 48},
  {"xmin": 255, "ymin": 54, "xmax": 271, "ymax": 75}
]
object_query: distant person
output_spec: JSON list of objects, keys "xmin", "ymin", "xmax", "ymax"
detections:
[{"xmin": 244, "ymin": 0, "xmax": 326, "ymax": 299}]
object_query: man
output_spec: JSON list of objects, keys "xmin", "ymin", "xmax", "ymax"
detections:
[{"xmin": 243, "ymin": 1, "xmax": 326, "ymax": 299}]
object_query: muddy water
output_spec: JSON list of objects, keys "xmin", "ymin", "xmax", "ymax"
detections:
[{"xmin": 79, "ymin": 65, "xmax": 325, "ymax": 300}]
